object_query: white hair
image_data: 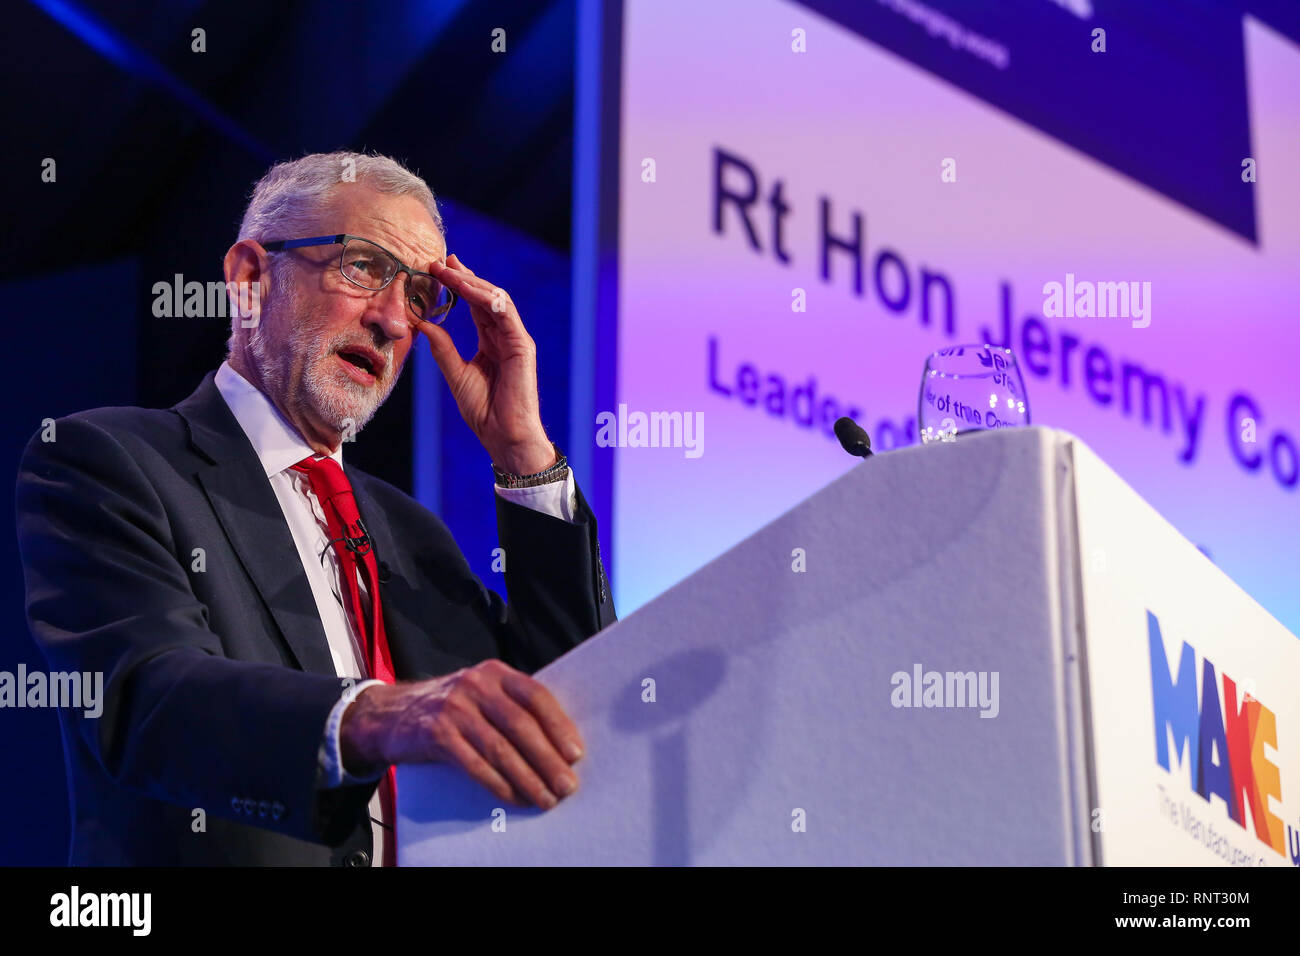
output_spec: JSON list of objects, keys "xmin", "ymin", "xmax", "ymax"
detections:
[
  {"xmin": 225, "ymin": 150, "xmax": 445, "ymax": 357},
  {"xmin": 235, "ymin": 150, "xmax": 444, "ymax": 244}
]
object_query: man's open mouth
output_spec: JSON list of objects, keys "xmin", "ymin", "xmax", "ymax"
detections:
[{"xmin": 335, "ymin": 346, "xmax": 384, "ymax": 382}]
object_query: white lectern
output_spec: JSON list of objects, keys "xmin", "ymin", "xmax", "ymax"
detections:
[{"xmin": 398, "ymin": 428, "xmax": 1299, "ymax": 866}]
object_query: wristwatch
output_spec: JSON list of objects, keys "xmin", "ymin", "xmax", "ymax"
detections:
[{"xmin": 492, "ymin": 442, "xmax": 570, "ymax": 488}]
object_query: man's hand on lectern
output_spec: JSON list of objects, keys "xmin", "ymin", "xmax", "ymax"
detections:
[{"xmin": 339, "ymin": 659, "xmax": 584, "ymax": 809}]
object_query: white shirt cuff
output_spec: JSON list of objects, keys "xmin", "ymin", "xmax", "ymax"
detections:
[
  {"xmin": 319, "ymin": 678, "xmax": 388, "ymax": 788},
  {"xmin": 494, "ymin": 470, "xmax": 577, "ymax": 523}
]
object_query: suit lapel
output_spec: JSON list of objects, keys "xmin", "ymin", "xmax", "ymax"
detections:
[{"xmin": 174, "ymin": 372, "xmax": 337, "ymax": 676}]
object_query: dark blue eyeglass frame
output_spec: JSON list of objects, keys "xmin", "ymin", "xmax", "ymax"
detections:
[{"xmin": 260, "ymin": 233, "xmax": 458, "ymax": 325}]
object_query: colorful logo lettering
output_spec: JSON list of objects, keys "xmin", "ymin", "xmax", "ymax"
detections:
[{"xmin": 1148, "ymin": 610, "xmax": 1284, "ymax": 855}]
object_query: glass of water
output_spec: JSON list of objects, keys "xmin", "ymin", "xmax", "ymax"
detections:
[{"xmin": 918, "ymin": 344, "xmax": 1029, "ymax": 444}]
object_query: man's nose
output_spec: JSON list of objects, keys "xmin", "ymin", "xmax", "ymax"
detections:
[{"xmin": 363, "ymin": 277, "xmax": 414, "ymax": 340}]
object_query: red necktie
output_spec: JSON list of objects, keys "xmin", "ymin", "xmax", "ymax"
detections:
[{"xmin": 291, "ymin": 455, "xmax": 398, "ymax": 866}]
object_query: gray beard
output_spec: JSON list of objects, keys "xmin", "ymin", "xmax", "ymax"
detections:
[{"xmin": 246, "ymin": 280, "xmax": 398, "ymax": 442}]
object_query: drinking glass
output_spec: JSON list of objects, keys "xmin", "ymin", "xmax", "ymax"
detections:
[{"xmin": 918, "ymin": 344, "xmax": 1029, "ymax": 444}]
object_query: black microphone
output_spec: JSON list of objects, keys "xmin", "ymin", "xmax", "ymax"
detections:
[
  {"xmin": 833, "ymin": 416, "xmax": 874, "ymax": 459},
  {"xmin": 342, "ymin": 518, "xmax": 372, "ymax": 557}
]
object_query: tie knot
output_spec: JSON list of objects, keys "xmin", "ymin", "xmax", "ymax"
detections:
[
  {"xmin": 292, "ymin": 453, "xmax": 349, "ymax": 491},
  {"xmin": 291, "ymin": 455, "xmax": 370, "ymax": 555}
]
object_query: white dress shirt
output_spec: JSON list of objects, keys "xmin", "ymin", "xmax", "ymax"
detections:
[{"xmin": 213, "ymin": 360, "xmax": 576, "ymax": 864}]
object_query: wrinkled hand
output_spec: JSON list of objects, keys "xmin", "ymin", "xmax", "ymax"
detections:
[
  {"xmin": 416, "ymin": 254, "xmax": 556, "ymax": 475},
  {"xmin": 340, "ymin": 659, "xmax": 584, "ymax": 809}
]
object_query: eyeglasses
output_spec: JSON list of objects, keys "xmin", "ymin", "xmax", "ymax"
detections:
[{"xmin": 260, "ymin": 233, "xmax": 458, "ymax": 326}]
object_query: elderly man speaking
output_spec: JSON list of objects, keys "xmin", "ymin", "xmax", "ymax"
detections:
[{"xmin": 15, "ymin": 151, "xmax": 615, "ymax": 866}]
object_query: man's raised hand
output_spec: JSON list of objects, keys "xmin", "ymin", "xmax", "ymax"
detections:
[{"xmin": 415, "ymin": 254, "xmax": 556, "ymax": 476}]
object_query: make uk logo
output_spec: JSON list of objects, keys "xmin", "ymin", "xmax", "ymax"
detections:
[{"xmin": 1147, "ymin": 610, "xmax": 1295, "ymax": 862}]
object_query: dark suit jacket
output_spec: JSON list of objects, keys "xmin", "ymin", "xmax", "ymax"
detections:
[{"xmin": 14, "ymin": 370, "xmax": 615, "ymax": 866}]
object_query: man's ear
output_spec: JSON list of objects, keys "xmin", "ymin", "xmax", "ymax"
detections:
[
  {"xmin": 223, "ymin": 239, "xmax": 272, "ymax": 329},
  {"xmin": 223, "ymin": 238, "xmax": 270, "ymax": 290}
]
